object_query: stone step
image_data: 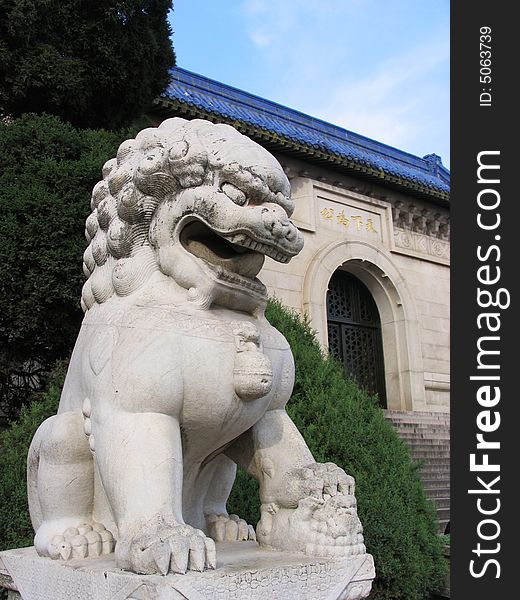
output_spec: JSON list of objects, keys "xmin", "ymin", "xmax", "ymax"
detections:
[
  {"xmin": 412, "ymin": 456, "xmax": 450, "ymax": 467},
  {"xmin": 402, "ymin": 437, "xmax": 449, "ymax": 445},
  {"xmin": 424, "ymin": 487, "xmax": 450, "ymax": 499},
  {"xmin": 412, "ymin": 456, "xmax": 450, "ymax": 465},
  {"xmin": 385, "ymin": 411, "xmax": 450, "ymax": 528},
  {"xmin": 417, "ymin": 458, "xmax": 450, "ymax": 467},
  {"xmin": 420, "ymin": 468, "xmax": 450, "ymax": 478},
  {"xmin": 404, "ymin": 437, "xmax": 450, "ymax": 446},
  {"xmin": 422, "ymin": 477, "xmax": 450, "ymax": 488},
  {"xmin": 409, "ymin": 448, "xmax": 450, "ymax": 457},
  {"xmin": 416, "ymin": 467, "xmax": 450, "ymax": 475},
  {"xmin": 390, "ymin": 423, "xmax": 450, "ymax": 432},
  {"xmin": 423, "ymin": 483, "xmax": 451, "ymax": 495},
  {"xmin": 436, "ymin": 507, "xmax": 450, "ymax": 521},
  {"xmin": 398, "ymin": 431, "xmax": 450, "ymax": 440},
  {"xmin": 391, "ymin": 421, "xmax": 450, "ymax": 432},
  {"xmin": 385, "ymin": 413, "xmax": 450, "ymax": 425},
  {"xmin": 438, "ymin": 519, "xmax": 450, "ymax": 534},
  {"xmin": 393, "ymin": 429, "xmax": 450, "ymax": 439},
  {"xmin": 424, "ymin": 486, "xmax": 450, "ymax": 498},
  {"xmin": 421, "ymin": 471, "xmax": 450, "ymax": 481},
  {"xmin": 410, "ymin": 449, "xmax": 451, "ymax": 459},
  {"xmin": 420, "ymin": 462, "xmax": 450, "ymax": 471},
  {"xmin": 407, "ymin": 444, "xmax": 450, "ymax": 456},
  {"xmin": 411, "ymin": 446, "xmax": 449, "ymax": 455},
  {"xmin": 408, "ymin": 439, "xmax": 449, "ymax": 446},
  {"xmin": 388, "ymin": 414, "xmax": 449, "ymax": 422},
  {"xmin": 423, "ymin": 486, "xmax": 450, "ymax": 498},
  {"xmin": 425, "ymin": 491, "xmax": 451, "ymax": 502},
  {"xmin": 431, "ymin": 497, "xmax": 450, "ymax": 509},
  {"xmin": 385, "ymin": 409, "xmax": 450, "ymax": 419}
]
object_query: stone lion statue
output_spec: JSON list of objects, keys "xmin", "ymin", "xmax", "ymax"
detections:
[{"xmin": 27, "ymin": 118, "xmax": 368, "ymax": 576}]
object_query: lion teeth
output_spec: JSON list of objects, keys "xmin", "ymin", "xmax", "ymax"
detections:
[
  {"xmin": 229, "ymin": 234, "xmax": 247, "ymax": 245},
  {"xmin": 224, "ymin": 234, "xmax": 291, "ymax": 264},
  {"xmin": 205, "ymin": 261, "xmax": 266, "ymax": 294}
]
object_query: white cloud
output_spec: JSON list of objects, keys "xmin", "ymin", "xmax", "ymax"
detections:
[
  {"xmin": 237, "ymin": 0, "xmax": 449, "ymax": 161},
  {"xmin": 322, "ymin": 76, "xmax": 417, "ymax": 144},
  {"xmin": 250, "ymin": 31, "xmax": 273, "ymax": 47},
  {"xmin": 315, "ymin": 37, "xmax": 450, "ymax": 152},
  {"xmin": 242, "ymin": 0, "xmax": 269, "ymax": 14}
]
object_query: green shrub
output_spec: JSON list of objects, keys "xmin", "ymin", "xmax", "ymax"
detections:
[
  {"xmin": 228, "ymin": 298, "xmax": 446, "ymax": 600},
  {"xmin": 0, "ymin": 113, "xmax": 131, "ymax": 418},
  {"xmin": 0, "ymin": 362, "xmax": 64, "ymax": 551}
]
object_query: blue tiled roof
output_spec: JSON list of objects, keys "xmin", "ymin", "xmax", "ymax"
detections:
[{"xmin": 158, "ymin": 67, "xmax": 450, "ymax": 201}]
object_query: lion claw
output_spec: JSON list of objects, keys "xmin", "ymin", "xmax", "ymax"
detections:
[
  {"xmin": 48, "ymin": 535, "xmax": 72, "ymax": 561},
  {"xmin": 247, "ymin": 524, "xmax": 257, "ymax": 541},
  {"xmin": 117, "ymin": 520, "xmax": 214, "ymax": 575},
  {"xmin": 169, "ymin": 536, "xmax": 189, "ymax": 574},
  {"xmin": 152, "ymin": 542, "xmax": 171, "ymax": 575},
  {"xmin": 204, "ymin": 537, "xmax": 217, "ymax": 569}
]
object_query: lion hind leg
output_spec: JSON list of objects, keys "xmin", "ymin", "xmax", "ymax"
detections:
[{"xmin": 29, "ymin": 411, "xmax": 112, "ymax": 559}]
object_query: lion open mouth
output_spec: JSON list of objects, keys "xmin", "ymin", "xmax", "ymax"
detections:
[{"xmin": 180, "ymin": 220, "xmax": 278, "ymax": 295}]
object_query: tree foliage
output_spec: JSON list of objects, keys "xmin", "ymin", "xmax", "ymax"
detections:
[
  {"xmin": 0, "ymin": 113, "xmax": 126, "ymax": 418},
  {"xmin": 229, "ymin": 299, "xmax": 446, "ymax": 600},
  {"xmin": 0, "ymin": 1, "xmax": 175, "ymax": 129}
]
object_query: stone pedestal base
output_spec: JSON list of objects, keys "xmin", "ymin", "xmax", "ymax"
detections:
[{"xmin": 0, "ymin": 542, "xmax": 374, "ymax": 600}]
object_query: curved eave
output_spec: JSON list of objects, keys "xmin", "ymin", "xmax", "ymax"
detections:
[
  {"xmin": 153, "ymin": 97, "xmax": 450, "ymax": 207},
  {"xmin": 154, "ymin": 97, "xmax": 450, "ymax": 205}
]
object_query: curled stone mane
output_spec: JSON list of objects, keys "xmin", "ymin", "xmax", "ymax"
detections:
[{"xmin": 81, "ymin": 117, "xmax": 292, "ymax": 312}]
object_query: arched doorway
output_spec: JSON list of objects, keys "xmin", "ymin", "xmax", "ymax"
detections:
[
  {"xmin": 303, "ymin": 239, "xmax": 426, "ymax": 411},
  {"xmin": 326, "ymin": 270, "xmax": 387, "ymax": 406}
]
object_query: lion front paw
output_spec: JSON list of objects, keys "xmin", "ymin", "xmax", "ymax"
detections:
[
  {"xmin": 116, "ymin": 518, "xmax": 216, "ymax": 575},
  {"xmin": 205, "ymin": 513, "xmax": 256, "ymax": 542},
  {"xmin": 35, "ymin": 520, "xmax": 114, "ymax": 560}
]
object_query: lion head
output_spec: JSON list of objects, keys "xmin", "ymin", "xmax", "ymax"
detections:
[{"xmin": 81, "ymin": 118, "xmax": 303, "ymax": 313}]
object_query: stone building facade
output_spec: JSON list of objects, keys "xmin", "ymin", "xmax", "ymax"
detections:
[
  {"xmin": 152, "ymin": 67, "xmax": 450, "ymax": 418},
  {"xmin": 261, "ymin": 165, "xmax": 450, "ymax": 414}
]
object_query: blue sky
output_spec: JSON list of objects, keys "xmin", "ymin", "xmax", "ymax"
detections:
[{"xmin": 170, "ymin": 1, "xmax": 450, "ymax": 168}]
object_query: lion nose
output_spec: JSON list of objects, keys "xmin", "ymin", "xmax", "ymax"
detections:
[{"xmin": 262, "ymin": 206, "xmax": 296, "ymax": 242}]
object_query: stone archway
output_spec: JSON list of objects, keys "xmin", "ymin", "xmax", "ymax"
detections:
[{"xmin": 302, "ymin": 240, "xmax": 425, "ymax": 411}]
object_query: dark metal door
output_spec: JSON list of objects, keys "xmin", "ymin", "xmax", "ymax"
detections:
[{"xmin": 326, "ymin": 270, "xmax": 387, "ymax": 406}]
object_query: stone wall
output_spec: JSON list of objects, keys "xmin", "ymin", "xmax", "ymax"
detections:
[{"xmin": 258, "ymin": 156, "xmax": 450, "ymax": 413}]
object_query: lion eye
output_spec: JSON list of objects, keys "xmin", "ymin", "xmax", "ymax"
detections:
[{"xmin": 222, "ymin": 182, "xmax": 247, "ymax": 206}]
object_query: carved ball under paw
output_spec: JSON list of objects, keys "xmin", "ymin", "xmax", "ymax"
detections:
[
  {"xmin": 283, "ymin": 462, "xmax": 356, "ymax": 508},
  {"xmin": 205, "ymin": 513, "xmax": 256, "ymax": 542},
  {"xmin": 256, "ymin": 494, "xmax": 366, "ymax": 558},
  {"xmin": 116, "ymin": 518, "xmax": 216, "ymax": 575}
]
